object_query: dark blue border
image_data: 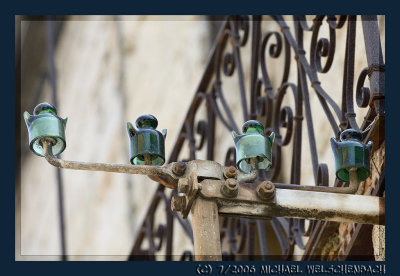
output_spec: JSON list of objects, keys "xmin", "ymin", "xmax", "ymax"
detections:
[{"xmin": 3, "ymin": 1, "xmax": 394, "ymax": 276}]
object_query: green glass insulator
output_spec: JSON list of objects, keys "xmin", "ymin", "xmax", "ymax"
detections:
[
  {"xmin": 23, "ymin": 102, "xmax": 68, "ymax": 156},
  {"xmin": 126, "ymin": 114, "xmax": 167, "ymax": 166},
  {"xmin": 330, "ymin": 129, "xmax": 373, "ymax": 182},
  {"xmin": 232, "ymin": 120, "xmax": 275, "ymax": 174}
]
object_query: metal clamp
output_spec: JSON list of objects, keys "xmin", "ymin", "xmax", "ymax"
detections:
[
  {"xmin": 199, "ymin": 179, "xmax": 384, "ymax": 225},
  {"xmin": 172, "ymin": 172, "xmax": 201, "ymax": 218}
]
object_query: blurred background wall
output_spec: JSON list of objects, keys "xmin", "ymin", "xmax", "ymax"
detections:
[{"xmin": 16, "ymin": 15, "xmax": 384, "ymax": 261}]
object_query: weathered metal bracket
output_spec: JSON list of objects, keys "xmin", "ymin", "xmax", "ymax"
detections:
[
  {"xmin": 42, "ymin": 140, "xmax": 258, "ymax": 190},
  {"xmin": 42, "ymin": 137, "xmax": 364, "ymax": 195},
  {"xmin": 199, "ymin": 179, "xmax": 384, "ymax": 225},
  {"xmin": 172, "ymin": 172, "xmax": 201, "ymax": 218},
  {"xmin": 42, "ymin": 138, "xmax": 384, "ymax": 225},
  {"xmin": 42, "ymin": 138, "xmax": 180, "ymax": 187},
  {"xmin": 170, "ymin": 160, "xmax": 259, "ymax": 218},
  {"xmin": 172, "ymin": 160, "xmax": 227, "ymax": 218}
]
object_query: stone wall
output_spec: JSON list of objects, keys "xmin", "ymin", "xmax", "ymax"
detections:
[
  {"xmin": 17, "ymin": 15, "xmax": 385, "ymax": 261},
  {"xmin": 17, "ymin": 15, "xmax": 211, "ymax": 260}
]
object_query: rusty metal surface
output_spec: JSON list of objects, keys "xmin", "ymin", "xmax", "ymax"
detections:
[
  {"xmin": 42, "ymin": 138, "xmax": 180, "ymax": 187},
  {"xmin": 175, "ymin": 172, "xmax": 201, "ymax": 218},
  {"xmin": 128, "ymin": 15, "xmax": 385, "ymax": 260}
]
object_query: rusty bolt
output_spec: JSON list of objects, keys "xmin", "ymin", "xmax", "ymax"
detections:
[
  {"xmin": 256, "ymin": 180, "xmax": 275, "ymax": 201},
  {"xmin": 221, "ymin": 178, "xmax": 239, "ymax": 198},
  {"xmin": 171, "ymin": 195, "xmax": 186, "ymax": 212},
  {"xmin": 224, "ymin": 166, "xmax": 238, "ymax": 179},
  {"xmin": 172, "ymin": 161, "xmax": 186, "ymax": 176},
  {"xmin": 41, "ymin": 137, "xmax": 57, "ymax": 146},
  {"xmin": 178, "ymin": 178, "xmax": 189, "ymax": 194}
]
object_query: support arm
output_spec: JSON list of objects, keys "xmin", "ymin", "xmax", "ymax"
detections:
[
  {"xmin": 200, "ymin": 179, "xmax": 384, "ymax": 225},
  {"xmin": 42, "ymin": 138, "xmax": 179, "ymax": 188}
]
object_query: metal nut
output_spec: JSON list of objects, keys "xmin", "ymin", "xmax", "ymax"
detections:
[
  {"xmin": 221, "ymin": 178, "xmax": 238, "ymax": 198},
  {"xmin": 256, "ymin": 181, "xmax": 275, "ymax": 201},
  {"xmin": 178, "ymin": 178, "xmax": 189, "ymax": 194},
  {"xmin": 171, "ymin": 195, "xmax": 186, "ymax": 212},
  {"xmin": 224, "ymin": 166, "xmax": 237, "ymax": 179},
  {"xmin": 172, "ymin": 161, "xmax": 186, "ymax": 176}
]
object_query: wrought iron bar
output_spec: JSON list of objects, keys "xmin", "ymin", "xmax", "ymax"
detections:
[{"xmin": 46, "ymin": 18, "xmax": 67, "ymax": 261}]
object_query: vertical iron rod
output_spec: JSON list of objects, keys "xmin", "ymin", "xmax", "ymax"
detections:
[{"xmin": 46, "ymin": 17, "xmax": 67, "ymax": 261}]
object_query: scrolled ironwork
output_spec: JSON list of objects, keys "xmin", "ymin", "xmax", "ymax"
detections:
[
  {"xmin": 222, "ymin": 52, "xmax": 235, "ymax": 76},
  {"xmin": 327, "ymin": 15, "xmax": 347, "ymax": 29},
  {"xmin": 259, "ymin": 31, "xmax": 291, "ymax": 99},
  {"xmin": 253, "ymin": 80, "xmax": 267, "ymax": 116},
  {"xmin": 195, "ymin": 120, "xmax": 208, "ymax": 151},
  {"xmin": 227, "ymin": 15, "xmax": 250, "ymax": 47},
  {"xmin": 317, "ymin": 163, "xmax": 329, "ymax": 187},
  {"xmin": 296, "ymin": 15, "xmax": 323, "ymax": 32},
  {"xmin": 310, "ymin": 15, "xmax": 337, "ymax": 73},
  {"xmin": 272, "ymin": 82, "xmax": 298, "ymax": 147},
  {"xmin": 355, "ymin": 67, "xmax": 372, "ymax": 108},
  {"xmin": 128, "ymin": 15, "xmax": 385, "ymax": 261}
]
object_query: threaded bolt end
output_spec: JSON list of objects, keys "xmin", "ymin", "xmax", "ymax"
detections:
[
  {"xmin": 256, "ymin": 181, "xmax": 275, "ymax": 201},
  {"xmin": 172, "ymin": 161, "xmax": 186, "ymax": 176},
  {"xmin": 221, "ymin": 178, "xmax": 239, "ymax": 198}
]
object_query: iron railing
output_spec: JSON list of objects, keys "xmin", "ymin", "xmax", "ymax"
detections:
[{"xmin": 127, "ymin": 15, "xmax": 385, "ymax": 261}]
